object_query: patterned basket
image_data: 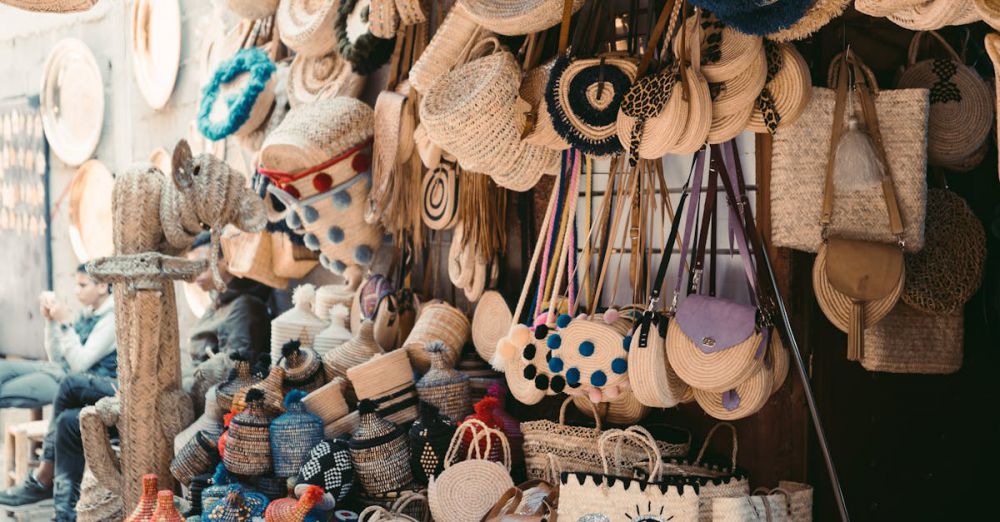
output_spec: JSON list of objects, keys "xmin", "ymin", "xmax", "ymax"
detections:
[
  {"xmin": 349, "ymin": 400, "xmax": 413, "ymax": 496},
  {"xmin": 216, "ymin": 356, "xmax": 260, "ymax": 413},
  {"xmin": 280, "ymin": 339, "xmax": 326, "ymax": 393},
  {"xmin": 223, "ymin": 389, "xmax": 275, "ymax": 476},
  {"xmin": 184, "ymin": 472, "xmax": 212, "ymax": 516},
  {"xmin": 200, "ymin": 464, "xmax": 237, "ymax": 516},
  {"xmin": 408, "ymin": 402, "xmax": 457, "ymax": 485},
  {"xmin": 349, "ymin": 348, "xmax": 418, "ymax": 425},
  {"xmin": 203, "ymin": 485, "xmax": 270, "ymax": 522},
  {"xmin": 262, "ymin": 484, "xmax": 324, "ymax": 522},
  {"xmin": 270, "ymin": 390, "xmax": 325, "ymax": 477},
  {"xmin": 170, "ymin": 430, "xmax": 220, "ymax": 486},
  {"xmin": 296, "ymin": 438, "xmax": 355, "ymax": 508},
  {"xmin": 416, "ymin": 342, "xmax": 472, "ymax": 422},
  {"xmin": 658, "ymin": 423, "xmax": 752, "ymax": 521}
]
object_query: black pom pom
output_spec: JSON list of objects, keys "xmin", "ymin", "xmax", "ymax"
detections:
[
  {"xmin": 522, "ymin": 344, "xmax": 536, "ymax": 361},
  {"xmin": 523, "ymin": 364, "xmax": 537, "ymax": 380},
  {"xmin": 550, "ymin": 375, "xmax": 566, "ymax": 393},
  {"xmin": 229, "ymin": 352, "xmax": 246, "ymax": 362},
  {"xmin": 357, "ymin": 399, "xmax": 377, "ymax": 415},
  {"xmin": 281, "ymin": 339, "xmax": 302, "ymax": 358},
  {"xmin": 245, "ymin": 388, "xmax": 265, "ymax": 403},
  {"xmin": 534, "ymin": 325, "xmax": 549, "ymax": 340},
  {"xmin": 534, "ymin": 374, "xmax": 550, "ymax": 390}
]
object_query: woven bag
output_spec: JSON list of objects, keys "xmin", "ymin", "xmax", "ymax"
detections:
[
  {"xmin": 471, "ymin": 290, "xmax": 512, "ymax": 363},
  {"xmin": 416, "ymin": 342, "xmax": 472, "ymax": 421},
  {"xmin": 270, "ymin": 285, "xmax": 329, "ymax": 365},
  {"xmin": 409, "ymin": 2, "xmax": 486, "ymax": 93},
  {"xmin": 571, "ymin": 389, "xmax": 654, "ymax": 426},
  {"xmin": 860, "ymin": 302, "xmax": 963, "ymax": 374},
  {"xmin": 349, "ymin": 400, "xmax": 414, "ymax": 496},
  {"xmin": 348, "ymin": 348, "xmax": 418, "ymax": 425},
  {"xmin": 401, "ymin": 301, "xmax": 470, "ymax": 373},
  {"xmin": 886, "ymin": 0, "xmax": 980, "ymax": 30},
  {"xmin": 280, "ymin": 340, "xmax": 326, "ymax": 393},
  {"xmin": 302, "ymin": 377, "xmax": 350, "ymax": 424},
  {"xmin": 170, "ymin": 430, "xmax": 220, "ymax": 487},
  {"xmin": 408, "ymin": 403, "xmax": 458, "ymax": 485},
  {"xmin": 270, "ymin": 390, "xmax": 324, "ymax": 477},
  {"xmin": 770, "ymin": 53, "xmax": 928, "ymax": 253},
  {"xmin": 557, "ymin": 427, "xmax": 700, "ymax": 522},
  {"xmin": 223, "ymin": 389, "xmax": 275, "ymax": 476},
  {"xmin": 897, "ymin": 31, "xmax": 992, "ymax": 170},
  {"xmin": 428, "ymin": 420, "xmax": 514, "ymax": 522},
  {"xmin": 227, "ymin": 0, "xmax": 278, "ymax": 20},
  {"xmin": 660, "ymin": 423, "xmax": 751, "ymax": 521}
]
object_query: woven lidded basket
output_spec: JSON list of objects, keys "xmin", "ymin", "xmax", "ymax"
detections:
[
  {"xmin": 314, "ymin": 305, "xmax": 354, "ymax": 358},
  {"xmin": 216, "ymin": 356, "xmax": 260, "ymax": 413},
  {"xmin": 408, "ymin": 402, "xmax": 457, "ymax": 485},
  {"xmin": 170, "ymin": 430, "xmax": 220, "ymax": 487},
  {"xmin": 416, "ymin": 342, "xmax": 472, "ymax": 421},
  {"xmin": 402, "ymin": 301, "xmax": 470, "ymax": 373},
  {"xmin": 223, "ymin": 388, "xmax": 275, "ymax": 476},
  {"xmin": 233, "ymin": 365, "xmax": 287, "ymax": 416},
  {"xmin": 897, "ymin": 31, "xmax": 993, "ymax": 169},
  {"xmin": 323, "ymin": 321, "xmax": 384, "ymax": 386},
  {"xmin": 270, "ymin": 284, "xmax": 329, "ymax": 365},
  {"xmin": 270, "ymin": 390, "xmax": 324, "ymax": 477},
  {"xmin": 280, "ymin": 339, "xmax": 326, "ymax": 393},
  {"xmin": 348, "ymin": 348, "xmax": 418, "ymax": 425},
  {"xmin": 349, "ymin": 400, "xmax": 414, "ymax": 496},
  {"xmin": 302, "ymin": 377, "xmax": 350, "ymax": 424},
  {"xmin": 262, "ymin": 484, "xmax": 324, "ymax": 522},
  {"xmin": 296, "ymin": 438, "xmax": 355, "ymax": 509}
]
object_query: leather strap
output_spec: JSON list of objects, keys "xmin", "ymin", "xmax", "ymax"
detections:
[
  {"xmin": 637, "ymin": 0, "xmax": 680, "ymax": 77},
  {"xmin": 674, "ymin": 147, "xmax": 707, "ymax": 301},
  {"xmin": 558, "ymin": 0, "xmax": 574, "ymax": 54},
  {"xmin": 819, "ymin": 50, "xmax": 905, "ymax": 243}
]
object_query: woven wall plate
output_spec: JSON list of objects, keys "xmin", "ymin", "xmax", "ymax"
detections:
[
  {"xmin": 131, "ymin": 0, "xmax": 181, "ymax": 110},
  {"xmin": 67, "ymin": 160, "xmax": 113, "ymax": 262},
  {"xmin": 40, "ymin": 38, "xmax": 104, "ymax": 166},
  {"xmin": 472, "ymin": 290, "xmax": 512, "ymax": 363},
  {"xmin": 902, "ymin": 189, "xmax": 986, "ymax": 315}
]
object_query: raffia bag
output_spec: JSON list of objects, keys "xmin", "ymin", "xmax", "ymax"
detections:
[
  {"xmin": 659, "ymin": 423, "xmax": 751, "ymax": 522},
  {"xmin": 410, "ymin": 2, "xmax": 486, "ymax": 93},
  {"xmin": 861, "ymin": 302, "xmax": 963, "ymax": 374},
  {"xmin": 897, "ymin": 31, "xmax": 993, "ymax": 170},
  {"xmin": 428, "ymin": 420, "xmax": 514, "ymax": 522},
  {"xmin": 770, "ymin": 53, "xmax": 928, "ymax": 253}
]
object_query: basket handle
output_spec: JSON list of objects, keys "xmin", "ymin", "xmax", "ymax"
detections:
[
  {"xmin": 826, "ymin": 51, "xmax": 881, "ymax": 96},
  {"xmin": 694, "ymin": 422, "xmax": 738, "ymax": 470},
  {"xmin": 468, "ymin": 423, "xmax": 513, "ymax": 471},
  {"xmin": 908, "ymin": 30, "xmax": 962, "ymax": 66},
  {"xmin": 598, "ymin": 428, "xmax": 661, "ymax": 479},
  {"xmin": 558, "ymin": 396, "xmax": 601, "ymax": 431},
  {"xmin": 390, "ymin": 489, "xmax": 429, "ymax": 521},
  {"xmin": 443, "ymin": 418, "xmax": 490, "ymax": 468}
]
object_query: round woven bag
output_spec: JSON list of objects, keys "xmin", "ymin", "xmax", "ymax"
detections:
[
  {"xmin": 471, "ymin": 290, "xmax": 512, "ymax": 363},
  {"xmin": 409, "ymin": 2, "xmax": 484, "ymax": 93},
  {"xmin": 812, "ymin": 245, "xmax": 905, "ymax": 333},
  {"xmin": 887, "ymin": 0, "xmax": 980, "ymax": 30},
  {"xmin": 897, "ymin": 31, "xmax": 993, "ymax": 169},
  {"xmin": 665, "ymin": 319, "xmax": 766, "ymax": 394},
  {"xmin": 627, "ymin": 314, "xmax": 691, "ymax": 408},
  {"xmin": 662, "ymin": 50, "xmax": 713, "ymax": 155},
  {"xmin": 855, "ymin": 0, "xmax": 927, "ymax": 17},
  {"xmin": 692, "ymin": 336, "xmax": 779, "ymax": 421},
  {"xmin": 288, "ymin": 52, "xmax": 365, "ymax": 108},
  {"xmin": 428, "ymin": 421, "xmax": 514, "ymax": 522},
  {"xmin": 335, "ymin": 0, "xmax": 396, "ymax": 75},
  {"xmin": 672, "ymin": 12, "xmax": 763, "ymax": 84},
  {"xmin": 708, "ymin": 44, "xmax": 768, "ymax": 119},
  {"xmin": 420, "ymin": 162, "xmax": 460, "ymax": 230},
  {"xmin": 746, "ymin": 41, "xmax": 812, "ymax": 134},
  {"xmin": 977, "ymin": 0, "xmax": 1000, "ymax": 30},
  {"xmin": 572, "ymin": 388, "xmax": 651, "ymax": 425},
  {"xmin": 459, "ymin": 0, "xmax": 585, "ymax": 35},
  {"xmin": 902, "ymin": 188, "xmax": 986, "ymax": 315},
  {"xmin": 277, "ymin": 0, "xmax": 341, "ymax": 56}
]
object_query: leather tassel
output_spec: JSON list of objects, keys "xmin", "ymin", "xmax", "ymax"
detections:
[{"xmin": 847, "ymin": 300, "xmax": 865, "ymax": 361}]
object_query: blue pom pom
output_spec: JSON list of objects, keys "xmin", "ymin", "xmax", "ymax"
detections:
[
  {"xmin": 590, "ymin": 370, "xmax": 607, "ymax": 387},
  {"xmin": 331, "ymin": 260, "xmax": 347, "ymax": 273},
  {"xmin": 354, "ymin": 245, "xmax": 373, "ymax": 265},
  {"xmin": 578, "ymin": 341, "xmax": 595, "ymax": 357},
  {"xmin": 332, "ymin": 191, "xmax": 352, "ymax": 210},
  {"xmin": 302, "ymin": 205, "xmax": 319, "ymax": 224},
  {"xmin": 548, "ymin": 356, "xmax": 564, "ymax": 373},
  {"xmin": 611, "ymin": 357, "xmax": 627, "ymax": 374},
  {"xmin": 566, "ymin": 367, "xmax": 580, "ymax": 386},
  {"xmin": 197, "ymin": 47, "xmax": 276, "ymax": 140},
  {"xmin": 304, "ymin": 233, "xmax": 320, "ymax": 251},
  {"xmin": 283, "ymin": 389, "xmax": 307, "ymax": 408},
  {"xmin": 556, "ymin": 314, "xmax": 572, "ymax": 328},
  {"xmin": 622, "ymin": 335, "xmax": 632, "ymax": 351},
  {"xmin": 327, "ymin": 226, "xmax": 345, "ymax": 243},
  {"xmin": 547, "ymin": 334, "xmax": 562, "ymax": 350},
  {"xmin": 286, "ymin": 212, "xmax": 301, "ymax": 230},
  {"xmin": 319, "ymin": 254, "xmax": 331, "ymax": 269}
]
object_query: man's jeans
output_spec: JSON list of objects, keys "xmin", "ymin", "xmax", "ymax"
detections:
[
  {"xmin": 0, "ymin": 359, "xmax": 65, "ymax": 408},
  {"xmin": 40, "ymin": 373, "xmax": 115, "ymax": 522}
]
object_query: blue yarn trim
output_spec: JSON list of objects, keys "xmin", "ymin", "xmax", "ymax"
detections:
[{"xmin": 198, "ymin": 47, "xmax": 276, "ymax": 141}]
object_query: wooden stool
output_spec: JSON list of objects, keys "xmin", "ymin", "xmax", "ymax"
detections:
[{"xmin": 2, "ymin": 419, "xmax": 47, "ymax": 490}]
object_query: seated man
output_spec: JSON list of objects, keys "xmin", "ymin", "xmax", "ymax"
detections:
[{"xmin": 0, "ymin": 264, "xmax": 116, "ymax": 409}]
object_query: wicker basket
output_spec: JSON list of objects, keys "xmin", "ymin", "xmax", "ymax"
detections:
[
  {"xmin": 325, "ymin": 410, "xmax": 361, "ymax": 439},
  {"xmin": 408, "ymin": 403, "xmax": 458, "ymax": 485},
  {"xmin": 203, "ymin": 485, "xmax": 269, "ymax": 521},
  {"xmin": 402, "ymin": 302, "xmax": 470, "ymax": 373},
  {"xmin": 409, "ymin": 2, "xmax": 485, "ymax": 93},
  {"xmin": 170, "ymin": 430, "xmax": 220, "ymax": 486},
  {"xmin": 349, "ymin": 349, "xmax": 417, "ymax": 425},
  {"xmin": 355, "ymin": 486, "xmax": 431, "ymax": 522},
  {"xmin": 249, "ymin": 474, "xmax": 290, "ymax": 501},
  {"xmin": 223, "ymin": 389, "xmax": 275, "ymax": 476},
  {"xmin": 303, "ymin": 377, "xmax": 350, "ymax": 424},
  {"xmin": 280, "ymin": 339, "xmax": 326, "ymax": 393},
  {"xmin": 271, "ymin": 284, "xmax": 329, "ymax": 365},
  {"xmin": 428, "ymin": 420, "xmax": 513, "ymax": 522},
  {"xmin": 233, "ymin": 365, "xmax": 286, "ymax": 416},
  {"xmin": 416, "ymin": 342, "xmax": 472, "ymax": 422},
  {"xmin": 270, "ymin": 390, "xmax": 325, "ymax": 477},
  {"xmin": 349, "ymin": 400, "xmax": 414, "ymax": 496},
  {"xmin": 323, "ymin": 321, "xmax": 385, "ymax": 386},
  {"xmin": 262, "ymin": 484, "xmax": 324, "ymax": 522},
  {"xmin": 216, "ymin": 357, "xmax": 260, "ymax": 413},
  {"xmin": 296, "ymin": 438, "xmax": 355, "ymax": 507},
  {"xmin": 659, "ymin": 423, "xmax": 752, "ymax": 521}
]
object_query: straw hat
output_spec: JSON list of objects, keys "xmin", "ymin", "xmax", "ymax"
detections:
[
  {"xmin": 471, "ymin": 290, "xmax": 512, "ymax": 363},
  {"xmin": 897, "ymin": 31, "xmax": 993, "ymax": 169},
  {"xmin": 67, "ymin": 160, "xmax": 113, "ymax": 261},
  {"xmin": 886, "ymin": 0, "xmax": 981, "ymax": 30},
  {"xmin": 812, "ymin": 244, "xmax": 905, "ymax": 333},
  {"xmin": 665, "ymin": 305, "xmax": 766, "ymax": 393},
  {"xmin": 336, "ymin": 0, "xmax": 397, "ymax": 75},
  {"xmin": 130, "ymin": 0, "xmax": 181, "ymax": 110},
  {"xmin": 458, "ymin": 0, "xmax": 585, "ymax": 35},
  {"xmin": 271, "ymin": 284, "xmax": 329, "ymax": 365},
  {"xmin": 1, "ymin": 0, "xmax": 97, "ymax": 12},
  {"xmin": 692, "ymin": 0, "xmax": 813, "ymax": 36},
  {"xmin": 976, "ymin": 0, "xmax": 1000, "ymax": 30},
  {"xmin": 39, "ymin": 38, "xmax": 104, "ymax": 166},
  {"xmin": 288, "ymin": 51, "xmax": 366, "ymax": 108},
  {"xmin": 768, "ymin": 0, "xmax": 851, "ymax": 42},
  {"xmin": 277, "ymin": 0, "xmax": 341, "ymax": 57},
  {"xmin": 227, "ymin": 0, "xmax": 279, "ymax": 20},
  {"xmin": 746, "ymin": 42, "xmax": 812, "ymax": 134}
]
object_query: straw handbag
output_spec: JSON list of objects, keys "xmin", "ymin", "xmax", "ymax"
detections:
[
  {"xmin": 811, "ymin": 52, "xmax": 908, "ymax": 361},
  {"xmin": 276, "ymin": 0, "xmax": 340, "ymax": 57},
  {"xmin": 861, "ymin": 302, "xmax": 963, "ymax": 374},
  {"xmin": 227, "ymin": 0, "xmax": 278, "ymax": 20},
  {"xmin": 897, "ymin": 31, "xmax": 992, "ymax": 171},
  {"xmin": 409, "ymin": 2, "xmax": 486, "ymax": 93},
  {"xmin": 659, "ymin": 423, "xmax": 751, "ymax": 521},
  {"xmin": 401, "ymin": 301, "xmax": 470, "ymax": 373},
  {"xmin": 771, "ymin": 51, "xmax": 928, "ymax": 254},
  {"xmin": 885, "ymin": 0, "xmax": 981, "ymax": 30},
  {"xmin": 712, "ymin": 481, "xmax": 813, "ymax": 521},
  {"xmin": 428, "ymin": 420, "xmax": 514, "ymax": 522},
  {"xmin": 558, "ymin": 427, "xmax": 700, "ymax": 522}
]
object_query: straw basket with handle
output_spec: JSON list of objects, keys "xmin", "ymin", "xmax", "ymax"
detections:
[
  {"xmin": 660, "ymin": 422, "xmax": 751, "ymax": 521},
  {"xmin": 428, "ymin": 420, "xmax": 514, "ymax": 522}
]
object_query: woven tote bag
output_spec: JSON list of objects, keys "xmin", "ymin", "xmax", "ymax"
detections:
[
  {"xmin": 558, "ymin": 427, "xmax": 700, "ymax": 522},
  {"xmin": 770, "ymin": 53, "xmax": 928, "ymax": 253},
  {"xmin": 659, "ymin": 423, "xmax": 751, "ymax": 521},
  {"xmin": 861, "ymin": 302, "xmax": 963, "ymax": 374},
  {"xmin": 428, "ymin": 420, "xmax": 514, "ymax": 522}
]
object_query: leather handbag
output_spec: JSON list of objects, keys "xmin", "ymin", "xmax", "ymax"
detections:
[{"xmin": 812, "ymin": 50, "xmax": 906, "ymax": 362}]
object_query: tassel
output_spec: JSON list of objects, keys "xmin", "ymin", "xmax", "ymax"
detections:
[
  {"xmin": 847, "ymin": 301, "xmax": 865, "ymax": 362},
  {"xmin": 834, "ymin": 113, "xmax": 884, "ymax": 195}
]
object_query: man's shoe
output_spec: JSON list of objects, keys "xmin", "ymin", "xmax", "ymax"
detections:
[{"xmin": 0, "ymin": 474, "xmax": 53, "ymax": 507}]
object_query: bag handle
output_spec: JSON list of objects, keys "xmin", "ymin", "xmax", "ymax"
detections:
[
  {"xmin": 597, "ymin": 428, "xmax": 662, "ymax": 479},
  {"xmin": 820, "ymin": 50, "xmax": 905, "ymax": 245},
  {"xmin": 908, "ymin": 30, "xmax": 962, "ymax": 66},
  {"xmin": 443, "ymin": 418, "xmax": 489, "ymax": 467},
  {"xmin": 558, "ymin": 396, "xmax": 601, "ymax": 431},
  {"xmin": 390, "ymin": 489, "xmax": 429, "ymax": 520},
  {"xmin": 637, "ymin": 0, "xmax": 680, "ymax": 77},
  {"xmin": 694, "ymin": 422, "xmax": 738, "ymax": 470}
]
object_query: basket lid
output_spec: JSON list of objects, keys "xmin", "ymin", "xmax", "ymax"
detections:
[
  {"xmin": 349, "ymin": 399, "xmax": 405, "ymax": 449},
  {"xmin": 416, "ymin": 342, "xmax": 469, "ymax": 389}
]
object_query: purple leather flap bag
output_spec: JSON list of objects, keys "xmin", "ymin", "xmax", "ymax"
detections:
[{"xmin": 674, "ymin": 294, "xmax": 757, "ymax": 354}]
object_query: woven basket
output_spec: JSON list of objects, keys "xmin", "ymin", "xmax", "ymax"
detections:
[
  {"xmin": 416, "ymin": 342, "xmax": 472, "ymax": 421},
  {"xmin": 223, "ymin": 389, "xmax": 275, "ymax": 476},
  {"xmin": 276, "ymin": 0, "xmax": 341, "ymax": 57},
  {"xmin": 280, "ymin": 340, "xmax": 326, "ymax": 393},
  {"xmin": 124, "ymin": 474, "xmax": 158, "ymax": 521},
  {"xmin": 459, "ymin": 0, "xmax": 584, "ymax": 35},
  {"xmin": 262, "ymin": 484, "xmax": 324, "ymax": 522},
  {"xmin": 747, "ymin": 41, "xmax": 812, "ymax": 134},
  {"xmin": 296, "ymin": 438, "xmax": 355, "ymax": 507},
  {"xmin": 902, "ymin": 189, "xmax": 986, "ymax": 315},
  {"xmin": 627, "ymin": 314, "xmax": 691, "ymax": 408},
  {"xmin": 303, "ymin": 377, "xmax": 350, "ymax": 424},
  {"xmin": 216, "ymin": 358, "xmax": 260, "ymax": 413},
  {"xmin": 410, "ymin": 2, "xmax": 484, "ymax": 93},
  {"xmin": 409, "ymin": 403, "xmax": 458, "ymax": 485},
  {"xmin": 271, "ymin": 284, "xmax": 329, "ymax": 365},
  {"xmin": 323, "ymin": 321, "xmax": 385, "ymax": 386},
  {"xmin": 227, "ymin": 0, "xmax": 278, "ymax": 20},
  {"xmin": 271, "ymin": 230, "xmax": 319, "ymax": 279},
  {"xmin": 325, "ymin": 410, "xmax": 361, "ymax": 439},
  {"xmin": 350, "ymin": 400, "xmax": 414, "ymax": 496},
  {"xmin": 402, "ymin": 302, "xmax": 470, "ymax": 373},
  {"xmin": 203, "ymin": 485, "xmax": 269, "ymax": 521},
  {"xmin": 314, "ymin": 306, "xmax": 353, "ymax": 358},
  {"xmin": 428, "ymin": 421, "xmax": 513, "ymax": 522},
  {"xmin": 233, "ymin": 365, "xmax": 287, "ymax": 416},
  {"xmin": 349, "ymin": 349, "xmax": 419, "ymax": 425},
  {"xmin": 780, "ymin": 480, "xmax": 814, "ymax": 521},
  {"xmin": 221, "ymin": 229, "xmax": 288, "ymax": 289},
  {"xmin": 660, "ymin": 423, "xmax": 752, "ymax": 521},
  {"xmin": 356, "ymin": 487, "xmax": 431, "ymax": 522},
  {"xmin": 250, "ymin": 474, "xmax": 289, "ymax": 500},
  {"xmin": 270, "ymin": 390, "xmax": 324, "ymax": 477},
  {"xmin": 887, "ymin": 0, "xmax": 980, "ymax": 30},
  {"xmin": 897, "ymin": 31, "xmax": 993, "ymax": 169},
  {"xmin": 170, "ymin": 430, "xmax": 220, "ymax": 486},
  {"xmin": 861, "ymin": 302, "xmax": 963, "ymax": 374}
]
